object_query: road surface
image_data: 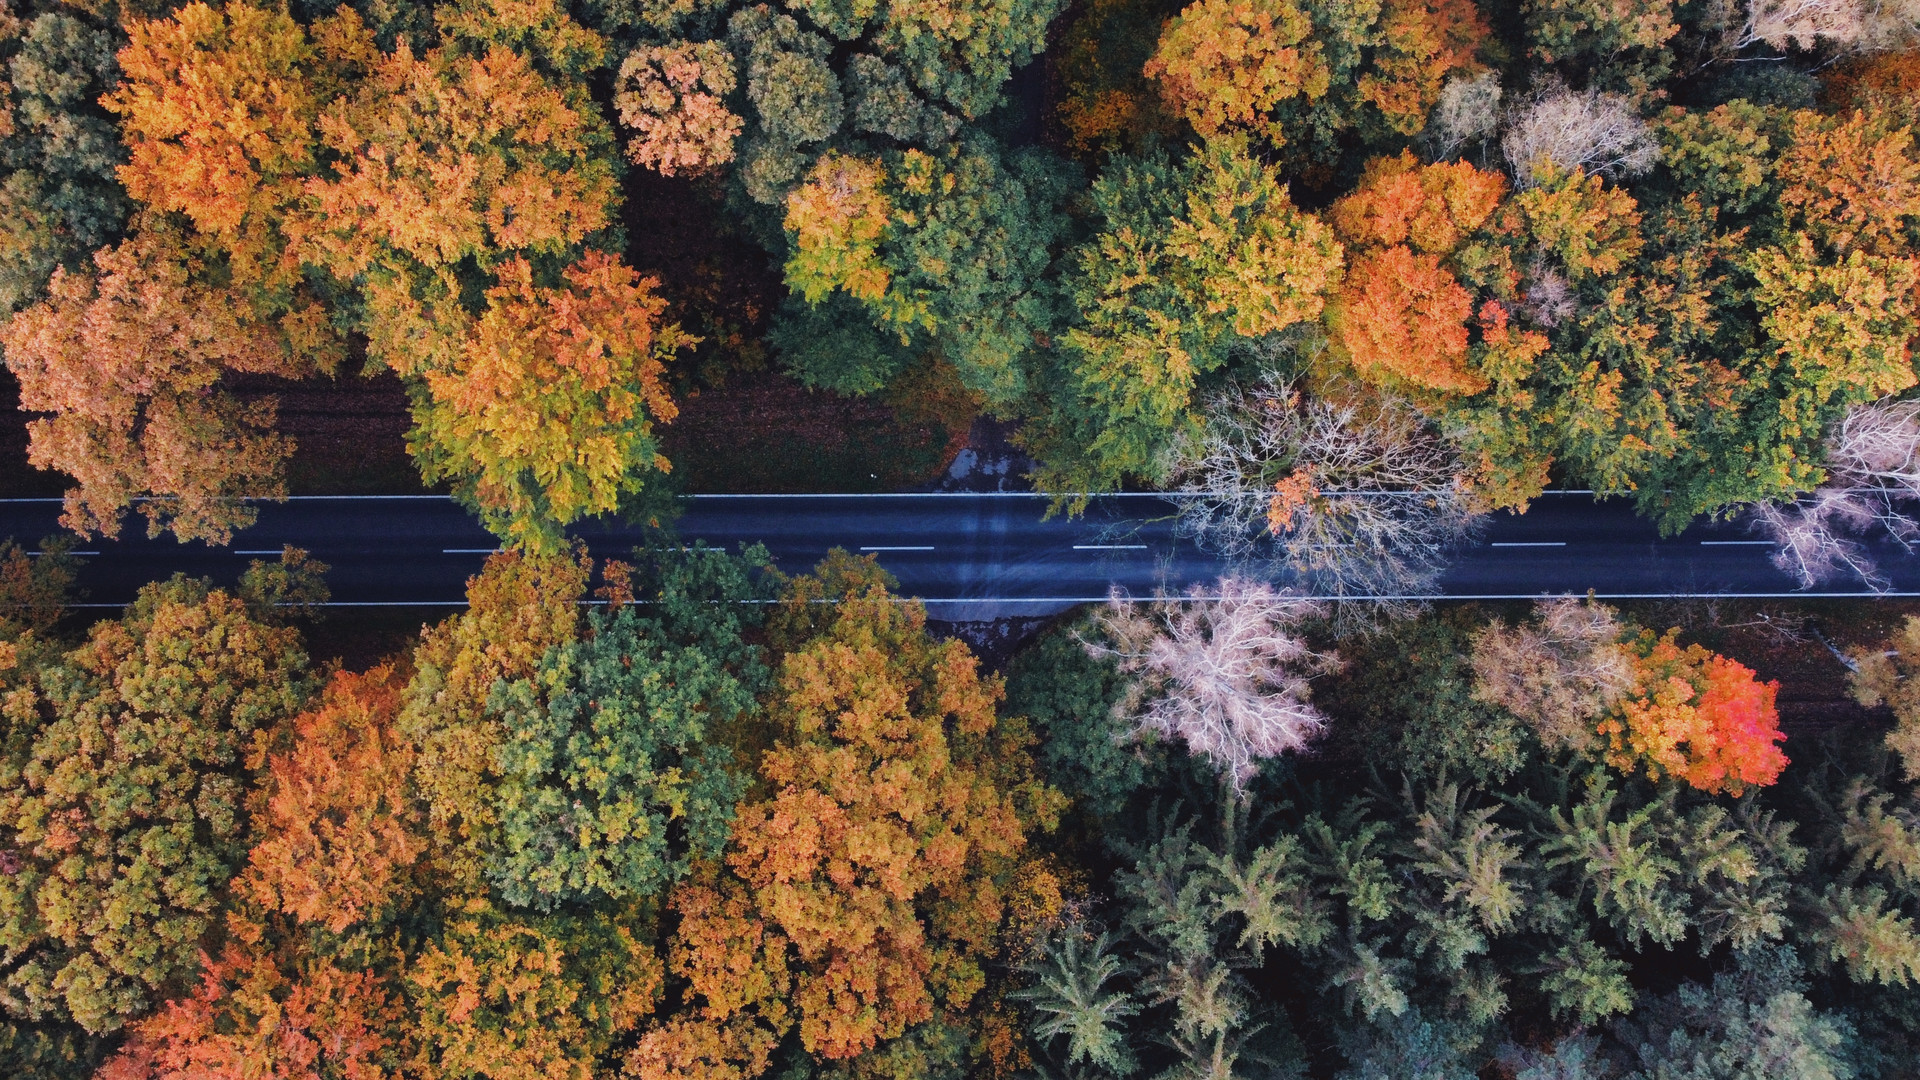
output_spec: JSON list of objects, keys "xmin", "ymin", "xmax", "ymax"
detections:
[{"xmin": 1, "ymin": 492, "xmax": 1911, "ymax": 617}]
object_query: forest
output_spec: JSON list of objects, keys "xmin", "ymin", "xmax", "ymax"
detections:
[{"xmin": 1, "ymin": 0, "xmax": 1920, "ymax": 1074}]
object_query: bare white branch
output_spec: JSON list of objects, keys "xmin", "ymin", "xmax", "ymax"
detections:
[
  {"xmin": 1084, "ymin": 580, "xmax": 1341, "ymax": 791},
  {"xmin": 1501, "ymin": 83, "xmax": 1659, "ymax": 186},
  {"xmin": 1747, "ymin": 396, "xmax": 1920, "ymax": 589},
  {"xmin": 1743, "ymin": 0, "xmax": 1920, "ymax": 52},
  {"xmin": 1166, "ymin": 379, "xmax": 1483, "ymax": 603}
]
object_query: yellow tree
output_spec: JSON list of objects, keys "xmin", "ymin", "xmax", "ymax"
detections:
[
  {"xmin": 632, "ymin": 554, "xmax": 1064, "ymax": 1079},
  {"xmin": 409, "ymin": 254, "xmax": 693, "ymax": 552}
]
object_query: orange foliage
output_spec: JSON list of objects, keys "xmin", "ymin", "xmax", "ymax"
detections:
[
  {"xmin": 243, "ymin": 666, "xmax": 425, "ymax": 935},
  {"xmin": 1, "ymin": 235, "xmax": 302, "ymax": 544},
  {"xmin": 306, "ymin": 38, "xmax": 617, "ymax": 276},
  {"xmin": 1332, "ymin": 246, "xmax": 1483, "ymax": 395},
  {"xmin": 1327, "ymin": 152, "xmax": 1509, "ymax": 396},
  {"xmin": 1143, "ymin": 0, "xmax": 1327, "ymax": 143},
  {"xmin": 636, "ymin": 555, "xmax": 1062, "ymax": 1076},
  {"xmin": 1267, "ymin": 471, "xmax": 1319, "ymax": 534},
  {"xmin": 107, "ymin": 2, "xmax": 331, "ymax": 292},
  {"xmin": 1778, "ymin": 109, "xmax": 1920, "ymax": 259},
  {"xmin": 1597, "ymin": 631, "xmax": 1788, "ymax": 795},
  {"xmin": 101, "ymin": 933, "xmax": 403, "ymax": 1080},
  {"xmin": 410, "ymin": 252, "xmax": 690, "ymax": 549},
  {"xmin": 1330, "ymin": 150, "xmax": 1508, "ymax": 254},
  {"xmin": 1360, "ymin": 0, "xmax": 1488, "ymax": 135},
  {"xmin": 615, "ymin": 40, "xmax": 742, "ymax": 177}
]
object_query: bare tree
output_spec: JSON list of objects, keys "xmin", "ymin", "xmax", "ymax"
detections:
[
  {"xmin": 1166, "ymin": 379, "xmax": 1483, "ymax": 603},
  {"xmin": 1748, "ymin": 397, "xmax": 1920, "ymax": 590},
  {"xmin": 1084, "ymin": 580, "xmax": 1341, "ymax": 791},
  {"xmin": 1427, "ymin": 71, "xmax": 1503, "ymax": 161},
  {"xmin": 1469, "ymin": 596, "xmax": 1635, "ymax": 751},
  {"xmin": 1743, "ymin": 0, "xmax": 1920, "ymax": 52},
  {"xmin": 1501, "ymin": 82, "xmax": 1659, "ymax": 186}
]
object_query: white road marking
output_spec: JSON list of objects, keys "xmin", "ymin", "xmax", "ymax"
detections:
[
  {"xmin": 859, "ymin": 545, "xmax": 934, "ymax": 551},
  {"xmin": 29, "ymin": 550, "xmax": 97, "ymax": 556},
  {"xmin": 234, "ymin": 550, "xmax": 286, "ymax": 555},
  {"xmin": 1700, "ymin": 540, "xmax": 1775, "ymax": 546},
  {"xmin": 1074, "ymin": 544, "xmax": 1149, "ymax": 550},
  {"xmin": 442, "ymin": 548, "xmax": 503, "ymax": 554},
  {"xmin": 1490, "ymin": 541, "xmax": 1567, "ymax": 547}
]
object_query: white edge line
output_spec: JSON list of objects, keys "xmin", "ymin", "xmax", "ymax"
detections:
[
  {"xmin": 858, "ymin": 546, "xmax": 935, "ymax": 551},
  {"xmin": 32, "ymin": 590, "xmax": 1920, "ymax": 610},
  {"xmin": 442, "ymin": 548, "xmax": 503, "ymax": 554},
  {"xmin": 233, "ymin": 550, "xmax": 286, "ymax": 555},
  {"xmin": 1073, "ymin": 544, "xmax": 1150, "ymax": 549},
  {"xmin": 1489, "ymin": 542, "xmax": 1567, "ymax": 547},
  {"xmin": 1700, "ymin": 540, "xmax": 1776, "ymax": 546},
  {"xmin": 28, "ymin": 550, "xmax": 98, "ymax": 556}
]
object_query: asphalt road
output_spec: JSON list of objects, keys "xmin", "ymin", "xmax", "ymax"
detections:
[{"xmin": 1, "ymin": 492, "xmax": 1913, "ymax": 617}]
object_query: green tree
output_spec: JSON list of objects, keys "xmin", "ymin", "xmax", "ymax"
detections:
[
  {"xmin": 0, "ymin": 577, "xmax": 311, "ymax": 1033},
  {"xmin": 483, "ymin": 547, "xmax": 772, "ymax": 910}
]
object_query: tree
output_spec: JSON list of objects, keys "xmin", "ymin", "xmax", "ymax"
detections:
[
  {"xmin": 106, "ymin": 0, "xmax": 319, "ymax": 303},
  {"xmin": 1049, "ymin": 0, "xmax": 1185, "ymax": 154},
  {"xmin": 1847, "ymin": 614, "xmax": 1920, "ymax": 781},
  {"xmin": 1028, "ymin": 140, "xmax": 1340, "ymax": 496},
  {"xmin": 0, "ymin": 538, "xmax": 78, "ymax": 647},
  {"xmin": 406, "ymin": 253, "xmax": 694, "ymax": 553},
  {"xmin": 1614, "ymin": 946, "xmax": 1863, "ymax": 1080},
  {"xmin": 1746, "ymin": 397, "xmax": 1920, "ymax": 589},
  {"xmin": 1142, "ymin": 0, "xmax": 1327, "ymax": 146},
  {"xmin": 1597, "ymin": 631, "xmax": 1787, "ymax": 796},
  {"xmin": 1469, "ymin": 597, "xmax": 1635, "ymax": 752},
  {"xmin": 2, "ymin": 233, "xmax": 309, "ymax": 545},
  {"xmin": 1085, "ymin": 579, "xmax": 1340, "ymax": 790},
  {"xmin": 0, "ymin": 577, "xmax": 311, "ymax": 1033},
  {"xmin": 240, "ymin": 665, "xmax": 424, "ymax": 935},
  {"xmin": 405, "ymin": 899, "xmax": 660, "ymax": 1080},
  {"xmin": 483, "ymin": 548, "xmax": 771, "ymax": 910},
  {"xmin": 1501, "ymin": 83, "xmax": 1660, "ymax": 185},
  {"xmin": 1742, "ymin": 0, "xmax": 1920, "ymax": 53},
  {"xmin": 1011, "ymin": 926, "xmax": 1139, "ymax": 1076},
  {"xmin": 781, "ymin": 136, "xmax": 1073, "ymax": 405},
  {"xmin": 614, "ymin": 40, "xmax": 742, "ymax": 177},
  {"xmin": 400, "ymin": 549, "xmax": 592, "ymax": 889},
  {"xmin": 0, "ymin": 9, "xmax": 129, "ymax": 313},
  {"xmin": 1522, "ymin": 0, "xmax": 1678, "ymax": 98},
  {"xmin": 1325, "ymin": 151, "xmax": 1507, "ymax": 397},
  {"xmin": 1168, "ymin": 378, "xmax": 1482, "ymax": 600},
  {"xmin": 306, "ymin": 22, "xmax": 619, "ymax": 284},
  {"xmin": 634, "ymin": 552, "xmax": 1063, "ymax": 1076}
]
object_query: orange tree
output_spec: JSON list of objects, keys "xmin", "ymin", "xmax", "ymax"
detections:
[
  {"xmin": 1597, "ymin": 630, "xmax": 1786, "ymax": 796},
  {"xmin": 631, "ymin": 552, "xmax": 1064, "ymax": 1079}
]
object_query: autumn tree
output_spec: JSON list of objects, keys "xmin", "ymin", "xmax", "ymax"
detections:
[
  {"xmin": 405, "ymin": 254, "xmax": 694, "ymax": 553},
  {"xmin": 1500, "ymin": 83, "xmax": 1660, "ymax": 186},
  {"xmin": 2, "ymin": 234, "xmax": 311, "ymax": 545},
  {"xmin": 1523, "ymin": 0, "xmax": 1679, "ymax": 98},
  {"xmin": 1085, "ymin": 579, "xmax": 1339, "ymax": 790},
  {"xmin": 98, "ymin": 667, "xmax": 418, "ymax": 1080},
  {"xmin": 1049, "ymin": 0, "xmax": 1185, "ymax": 153},
  {"xmin": 1028, "ymin": 139, "xmax": 1341, "ymax": 496},
  {"xmin": 615, "ymin": 40, "xmax": 742, "ymax": 177},
  {"xmin": 1143, "ymin": 0, "xmax": 1486, "ymax": 160},
  {"xmin": 0, "ymin": 577, "xmax": 312, "ymax": 1033},
  {"xmin": 779, "ymin": 137, "xmax": 1072, "ymax": 405},
  {"xmin": 1849, "ymin": 614, "xmax": 1920, "ymax": 781},
  {"xmin": 1598, "ymin": 630, "xmax": 1787, "ymax": 796},
  {"xmin": 400, "ymin": 548, "xmax": 592, "ymax": 889},
  {"xmin": 633, "ymin": 552, "xmax": 1063, "ymax": 1078},
  {"xmin": 1325, "ymin": 150, "xmax": 1508, "ymax": 397}
]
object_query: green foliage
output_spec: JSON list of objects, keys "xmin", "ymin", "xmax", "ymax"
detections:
[
  {"xmin": 0, "ymin": 10, "xmax": 129, "ymax": 312},
  {"xmin": 0, "ymin": 577, "xmax": 311, "ymax": 1033},
  {"xmin": 1014, "ymin": 927, "xmax": 1139, "ymax": 1076},
  {"xmin": 1323, "ymin": 607, "xmax": 1532, "ymax": 785},
  {"xmin": 1002, "ymin": 623, "xmax": 1151, "ymax": 824},
  {"xmin": 484, "ymin": 548, "xmax": 772, "ymax": 911},
  {"xmin": 1615, "ymin": 946, "xmax": 1861, "ymax": 1080}
]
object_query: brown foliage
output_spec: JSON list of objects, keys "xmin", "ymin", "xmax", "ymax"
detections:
[
  {"xmin": 616, "ymin": 41, "xmax": 743, "ymax": 177},
  {"xmin": 1143, "ymin": 0, "xmax": 1326, "ymax": 144},
  {"xmin": 1, "ymin": 235, "xmax": 304, "ymax": 543}
]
